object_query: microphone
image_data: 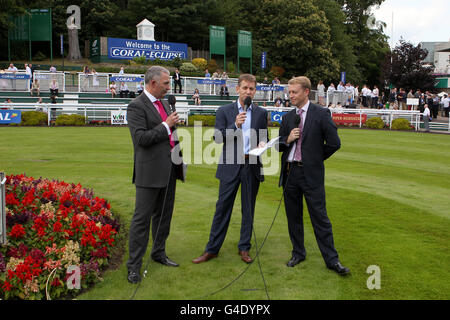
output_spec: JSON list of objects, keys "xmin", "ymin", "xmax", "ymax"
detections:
[
  {"xmin": 243, "ymin": 96, "xmax": 252, "ymax": 112},
  {"xmin": 294, "ymin": 114, "xmax": 301, "ymax": 141},
  {"xmin": 168, "ymin": 95, "xmax": 176, "ymax": 113}
]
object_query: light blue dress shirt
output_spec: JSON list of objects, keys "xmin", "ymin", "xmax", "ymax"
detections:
[{"xmin": 237, "ymin": 99, "xmax": 252, "ymax": 155}]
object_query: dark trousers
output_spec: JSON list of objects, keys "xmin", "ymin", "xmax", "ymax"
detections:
[
  {"xmin": 174, "ymin": 80, "xmax": 182, "ymax": 93},
  {"xmin": 127, "ymin": 165, "xmax": 177, "ymax": 271},
  {"xmin": 444, "ymin": 108, "xmax": 449, "ymax": 117},
  {"xmin": 283, "ymin": 164, "xmax": 338, "ymax": 266},
  {"xmin": 205, "ymin": 164, "xmax": 260, "ymax": 254}
]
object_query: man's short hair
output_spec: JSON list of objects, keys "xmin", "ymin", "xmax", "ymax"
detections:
[
  {"xmin": 238, "ymin": 73, "xmax": 257, "ymax": 86},
  {"xmin": 288, "ymin": 76, "xmax": 311, "ymax": 91},
  {"xmin": 144, "ymin": 66, "xmax": 170, "ymax": 84}
]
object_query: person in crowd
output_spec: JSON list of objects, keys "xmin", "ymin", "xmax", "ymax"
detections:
[
  {"xmin": 317, "ymin": 80, "xmax": 325, "ymax": 106},
  {"xmin": 49, "ymin": 65, "xmax": 57, "ymax": 73},
  {"xmin": 119, "ymin": 66, "xmax": 125, "ymax": 75},
  {"xmin": 407, "ymin": 90, "xmax": 414, "ymax": 110},
  {"xmin": 442, "ymin": 94, "xmax": 449, "ymax": 117},
  {"xmin": 354, "ymin": 85, "xmax": 360, "ymax": 105},
  {"xmin": 423, "ymin": 104, "xmax": 431, "ymax": 132},
  {"xmin": 372, "ymin": 85, "xmax": 379, "ymax": 108},
  {"xmin": 283, "ymin": 86, "xmax": 291, "ymax": 107},
  {"xmin": 220, "ymin": 83, "xmax": 229, "ymax": 99},
  {"xmin": 120, "ymin": 82, "xmax": 129, "ymax": 98},
  {"xmin": 50, "ymin": 79, "xmax": 59, "ymax": 96},
  {"xmin": 205, "ymin": 69, "xmax": 211, "ymax": 78},
  {"xmin": 388, "ymin": 88, "xmax": 397, "ymax": 109},
  {"xmin": 25, "ymin": 63, "xmax": 32, "ymax": 89},
  {"xmin": 173, "ymin": 68, "xmax": 182, "ymax": 94},
  {"xmin": 192, "ymin": 88, "xmax": 201, "ymax": 105},
  {"xmin": 110, "ymin": 81, "xmax": 117, "ymax": 98},
  {"xmin": 337, "ymin": 81, "xmax": 345, "ymax": 92},
  {"xmin": 192, "ymin": 74, "xmax": 268, "ymax": 265},
  {"xmin": 398, "ymin": 88, "xmax": 407, "ymax": 110},
  {"xmin": 431, "ymin": 94, "xmax": 440, "ymax": 119},
  {"xmin": 30, "ymin": 79, "xmax": 40, "ymax": 96},
  {"xmin": 136, "ymin": 81, "xmax": 144, "ymax": 96},
  {"xmin": 277, "ymin": 75, "xmax": 349, "ymax": 275}
]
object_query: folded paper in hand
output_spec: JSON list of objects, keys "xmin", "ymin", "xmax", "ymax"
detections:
[{"xmin": 248, "ymin": 136, "xmax": 280, "ymax": 157}]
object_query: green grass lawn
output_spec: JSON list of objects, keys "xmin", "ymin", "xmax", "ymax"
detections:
[{"xmin": 0, "ymin": 126, "xmax": 449, "ymax": 300}]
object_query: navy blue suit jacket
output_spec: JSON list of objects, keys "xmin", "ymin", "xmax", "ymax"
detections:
[
  {"xmin": 214, "ymin": 102, "xmax": 268, "ymax": 183},
  {"xmin": 278, "ymin": 103, "xmax": 340, "ymax": 188}
]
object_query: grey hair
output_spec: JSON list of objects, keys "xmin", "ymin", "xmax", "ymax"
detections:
[{"xmin": 144, "ymin": 66, "xmax": 170, "ymax": 84}]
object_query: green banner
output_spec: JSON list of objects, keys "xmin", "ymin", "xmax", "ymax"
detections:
[
  {"xmin": 237, "ymin": 30, "xmax": 252, "ymax": 73},
  {"xmin": 209, "ymin": 25, "xmax": 226, "ymax": 70}
]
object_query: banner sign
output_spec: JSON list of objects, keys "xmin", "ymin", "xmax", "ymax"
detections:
[
  {"xmin": 111, "ymin": 110, "xmax": 127, "ymax": 125},
  {"xmin": 332, "ymin": 113, "xmax": 367, "ymax": 125},
  {"xmin": 110, "ymin": 76, "xmax": 143, "ymax": 83},
  {"xmin": 210, "ymin": 25, "xmax": 226, "ymax": 56},
  {"xmin": 107, "ymin": 37, "xmax": 188, "ymax": 61},
  {"xmin": 0, "ymin": 110, "xmax": 21, "ymax": 124},
  {"xmin": 256, "ymin": 85, "xmax": 284, "ymax": 92},
  {"xmin": 271, "ymin": 111, "xmax": 286, "ymax": 124},
  {"xmin": 197, "ymin": 79, "xmax": 226, "ymax": 85},
  {"xmin": 261, "ymin": 51, "xmax": 267, "ymax": 69},
  {"xmin": 0, "ymin": 74, "xmax": 30, "ymax": 80},
  {"xmin": 340, "ymin": 71, "xmax": 346, "ymax": 84}
]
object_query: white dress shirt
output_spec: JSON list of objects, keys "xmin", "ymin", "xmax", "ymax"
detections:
[{"xmin": 143, "ymin": 89, "xmax": 171, "ymax": 135}]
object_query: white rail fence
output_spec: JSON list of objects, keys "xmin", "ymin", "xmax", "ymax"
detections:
[{"xmin": 4, "ymin": 103, "xmax": 449, "ymax": 132}]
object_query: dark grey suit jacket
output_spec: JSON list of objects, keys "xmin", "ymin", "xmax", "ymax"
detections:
[
  {"xmin": 278, "ymin": 103, "xmax": 340, "ymax": 188},
  {"xmin": 214, "ymin": 102, "xmax": 268, "ymax": 183},
  {"xmin": 127, "ymin": 93, "xmax": 183, "ymax": 188}
]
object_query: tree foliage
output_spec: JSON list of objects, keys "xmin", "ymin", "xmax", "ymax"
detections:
[
  {"xmin": 0, "ymin": 0, "xmax": 391, "ymax": 87},
  {"xmin": 383, "ymin": 40, "xmax": 435, "ymax": 91}
]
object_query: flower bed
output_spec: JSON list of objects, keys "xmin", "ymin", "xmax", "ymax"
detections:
[{"xmin": 0, "ymin": 174, "xmax": 120, "ymax": 300}]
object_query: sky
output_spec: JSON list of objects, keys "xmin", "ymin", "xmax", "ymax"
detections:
[{"xmin": 372, "ymin": 0, "xmax": 450, "ymax": 48}]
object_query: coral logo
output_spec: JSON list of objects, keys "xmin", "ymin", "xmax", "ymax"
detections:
[{"xmin": 0, "ymin": 110, "xmax": 21, "ymax": 124}]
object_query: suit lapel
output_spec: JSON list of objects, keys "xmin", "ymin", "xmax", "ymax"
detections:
[{"xmin": 302, "ymin": 103, "xmax": 315, "ymax": 142}]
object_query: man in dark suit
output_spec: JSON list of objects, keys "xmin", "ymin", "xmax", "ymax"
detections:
[
  {"xmin": 126, "ymin": 66, "xmax": 184, "ymax": 284},
  {"xmin": 277, "ymin": 76, "xmax": 350, "ymax": 276},
  {"xmin": 173, "ymin": 68, "xmax": 182, "ymax": 94},
  {"xmin": 192, "ymin": 74, "xmax": 268, "ymax": 264}
]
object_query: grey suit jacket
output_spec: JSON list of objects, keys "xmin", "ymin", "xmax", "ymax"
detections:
[
  {"xmin": 278, "ymin": 103, "xmax": 340, "ymax": 188},
  {"xmin": 127, "ymin": 93, "xmax": 183, "ymax": 188}
]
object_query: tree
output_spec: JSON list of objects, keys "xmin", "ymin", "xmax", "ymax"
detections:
[
  {"xmin": 246, "ymin": 0, "xmax": 339, "ymax": 84},
  {"xmin": 383, "ymin": 40, "xmax": 435, "ymax": 91}
]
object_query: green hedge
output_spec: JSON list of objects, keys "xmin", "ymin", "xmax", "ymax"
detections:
[
  {"xmin": 55, "ymin": 114, "xmax": 86, "ymax": 126},
  {"xmin": 365, "ymin": 117, "xmax": 385, "ymax": 129},
  {"xmin": 188, "ymin": 115, "xmax": 216, "ymax": 126},
  {"xmin": 19, "ymin": 111, "xmax": 48, "ymax": 126},
  {"xmin": 391, "ymin": 118, "xmax": 412, "ymax": 130}
]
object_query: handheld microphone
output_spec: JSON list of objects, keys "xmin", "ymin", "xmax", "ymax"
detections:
[
  {"xmin": 294, "ymin": 114, "xmax": 301, "ymax": 141},
  {"xmin": 243, "ymin": 96, "xmax": 252, "ymax": 112},
  {"xmin": 168, "ymin": 95, "xmax": 177, "ymax": 113}
]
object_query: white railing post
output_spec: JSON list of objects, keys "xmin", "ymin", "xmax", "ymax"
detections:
[{"xmin": 0, "ymin": 171, "xmax": 6, "ymax": 245}]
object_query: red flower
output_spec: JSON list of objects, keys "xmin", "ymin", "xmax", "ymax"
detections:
[
  {"xmin": 5, "ymin": 193, "xmax": 20, "ymax": 206},
  {"xmin": 8, "ymin": 224, "xmax": 26, "ymax": 239}
]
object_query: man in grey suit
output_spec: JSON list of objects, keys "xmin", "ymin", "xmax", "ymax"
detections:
[
  {"xmin": 126, "ymin": 66, "xmax": 184, "ymax": 284},
  {"xmin": 192, "ymin": 74, "xmax": 268, "ymax": 265},
  {"xmin": 278, "ymin": 76, "xmax": 350, "ymax": 276}
]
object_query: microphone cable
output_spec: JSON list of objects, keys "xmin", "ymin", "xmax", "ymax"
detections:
[{"xmin": 193, "ymin": 150, "xmax": 295, "ymax": 300}]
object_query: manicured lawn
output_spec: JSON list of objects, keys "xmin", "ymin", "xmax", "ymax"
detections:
[{"xmin": 0, "ymin": 126, "xmax": 449, "ymax": 299}]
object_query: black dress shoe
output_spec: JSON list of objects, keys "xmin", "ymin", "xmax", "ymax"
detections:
[
  {"xmin": 127, "ymin": 270, "xmax": 141, "ymax": 284},
  {"xmin": 327, "ymin": 261, "xmax": 350, "ymax": 276},
  {"xmin": 153, "ymin": 256, "xmax": 179, "ymax": 267},
  {"xmin": 286, "ymin": 256, "xmax": 305, "ymax": 267}
]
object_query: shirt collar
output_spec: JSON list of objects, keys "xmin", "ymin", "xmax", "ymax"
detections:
[
  {"xmin": 296, "ymin": 100, "xmax": 310, "ymax": 114},
  {"xmin": 237, "ymin": 99, "xmax": 253, "ymax": 112},
  {"xmin": 144, "ymin": 88, "xmax": 158, "ymax": 104}
]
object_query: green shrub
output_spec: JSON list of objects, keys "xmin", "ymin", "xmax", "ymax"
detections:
[
  {"xmin": 391, "ymin": 118, "xmax": 412, "ymax": 130},
  {"xmin": 206, "ymin": 59, "xmax": 218, "ymax": 73},
  {"xmin": 192, "ymin": 58, "xmax": 208, "ymax": 71},
  {"xmin": 55, "ymin": 114, "xmax": 86, "ymax": 126},
  {"xmin": 188, "ymin": 115, "xmax": 216, "ymax": 126},
  {"xmin": 20, "ymin": 111, "xmax": 48, "ymax": 126},
  {"xmin": 365, "ymin": 117, "xmax": 385, "ymax": 129},
  {"xmin": 180, "ymin": 62, "xmax": 198, "ymax": 73}
]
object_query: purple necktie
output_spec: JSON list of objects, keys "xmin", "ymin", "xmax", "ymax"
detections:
[{"xmin": 293, "ymin": 108, "xmax": 304, "ymax": 161}]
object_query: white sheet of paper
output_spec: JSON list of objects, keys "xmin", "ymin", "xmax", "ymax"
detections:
[{"xmin": 248, "ymin": 136, "xmax": 280, "ymax": 157}]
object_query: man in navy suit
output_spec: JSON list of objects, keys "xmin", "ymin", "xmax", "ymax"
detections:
[
  {"xmin": 278, "ymin": 76, "xmax": 350, "ymax": 276},
  {"xmin": 193, "ymin": 74, "xmax": 268, "ymax": 264}
]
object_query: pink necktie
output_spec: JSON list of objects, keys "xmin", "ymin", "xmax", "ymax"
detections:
[
  {"xmin": 154, "ymin": 100, "xmax": 175, "ymax": 148},
  {"xmin": 293, "ymin": 109, "xmax": 304, "ymax": 161}
]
